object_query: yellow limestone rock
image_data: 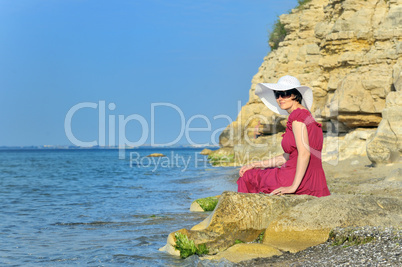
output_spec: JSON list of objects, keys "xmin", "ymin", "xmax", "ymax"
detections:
[
  {"xmin": 190, "ymin": 195, "xmax": 220, "ymax": 212},
  {"xmin": 367, "ymin": 91, "xmax": 402, "ymax": 163},
  {"xmin": 189, "ymin": 202, "xmax": 205, "ymax": 212},
  {"xmin": 202, "ymin": 243, "xmax": 282, "ymax": 263},
  {"xmin": 158, "ymin": 228, "xmax": 189, "ymax": 257},
  {"xmin": 263, "ymin": 228, "xmax": 331, "ymax": 253},
  {"xmin": 161, "ymin": 191, "xmax": 315, "ymax": 256},
  {"xmin": 146, "ymin": 153, "xmax": 166, "ymax": 157},
  {"xmin": 200, "ymin": 148, "xmax": 213, "ymax": 155},
  {"xmin": 217, "ymin": 0, "xmax": 402, "ymax": 164},
  {"xmin": 263, "ymin": 195, "xmax": 402, "ymax": 253}
]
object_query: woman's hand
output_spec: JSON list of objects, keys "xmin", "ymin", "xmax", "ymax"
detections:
[
  {"xmin": 271, "ymin": 186, "xmax": 297, "ymax": 195},
  {"xmin": 239, "ymin": 164, "xmax": 255, "ymax": 177}
]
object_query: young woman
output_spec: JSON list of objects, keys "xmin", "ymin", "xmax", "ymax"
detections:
[{"xmin": 237, "ymin": 75, "xmax": 330, "ymax": 197}]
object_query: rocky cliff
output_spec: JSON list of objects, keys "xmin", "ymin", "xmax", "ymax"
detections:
[
  {"xmin": 216, "ymin": 0, "xmax": 402, "ymax": 164},
  {"xmin": 160, "ymin": 2, "xmax": 402, "ymax": 262}
]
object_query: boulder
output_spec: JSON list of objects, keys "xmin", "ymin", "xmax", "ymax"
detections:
[
  {"xmin": 161, "ymin": 191, "xmax": 315, "ymax": 256},
  {"xmin": 330, "ymin": 69, "xmax": 391, "ymax": 119},
  {"xmin": 218, "ymin": 103, "xmax": 286, "ymax": 148},
  {"xmin": 200, "ymin": 148, "xmax": 213, "ymax": 155},
  {"xmin": 207, "ymin": 147, "xmax": 235, "ymax": 166},
  {"xmin": 159, "ymin": 228, "xmax": 189, "ymax": 257},
  {"xmin": 190, "ymin": 196, "xmax": 220, "ymax": 212},
  {"xmin": 366, "ymin": 91, "xmax": 402, "ymax": 164},
  {"xmin": 322, "ymin": 128, "xmax": 376, "ymax": 163},
  {"xmin": 263, "ymin": 195, "xmax": 402, "ymax": 253}
]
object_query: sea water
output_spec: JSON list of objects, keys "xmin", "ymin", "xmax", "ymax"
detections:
[{"xmin": 0, "ymin": 148, "xmax": 238, "ymax": 266}]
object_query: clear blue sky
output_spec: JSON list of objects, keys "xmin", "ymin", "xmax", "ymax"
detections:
[{"xmin": 0, "ymin": 0, "xmax": 299, "ymax": 147}]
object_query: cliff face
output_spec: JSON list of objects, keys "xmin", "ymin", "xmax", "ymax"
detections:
[{"xmin": 218, "ymin": 0, "xmax": 402, "ymax": 164}]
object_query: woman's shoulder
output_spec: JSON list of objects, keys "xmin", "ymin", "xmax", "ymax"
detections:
[
  {"xmin": 287, "ymin": 108, "xmax": 321, "ymax": 128},
  {"xmin": 288, "ymin": 108, "xmax": 311, "ymax": 124}
]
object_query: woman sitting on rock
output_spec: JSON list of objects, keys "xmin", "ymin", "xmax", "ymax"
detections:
[{"xmin": 237, "ymin": 75, "xmax": 330, "ymax": 197}]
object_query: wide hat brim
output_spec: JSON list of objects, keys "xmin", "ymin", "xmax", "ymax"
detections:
[{"xmin": 255, "ymin": 81, "xmax": 313, "ymax": 115}]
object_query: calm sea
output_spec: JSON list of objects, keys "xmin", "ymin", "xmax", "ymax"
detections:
[{"xmin": 0, "ymin": 148, "xmax": 238, "ymax": 266}]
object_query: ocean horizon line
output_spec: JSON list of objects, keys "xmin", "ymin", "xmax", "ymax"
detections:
[{"xmin": 0, "ymin": 144, "xmax": 220, "ymax": 150}]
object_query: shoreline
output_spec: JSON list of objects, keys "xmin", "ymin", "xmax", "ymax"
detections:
[{"xmin": 163, "ymin": 155, "xmax": 401, "ymax": 265}]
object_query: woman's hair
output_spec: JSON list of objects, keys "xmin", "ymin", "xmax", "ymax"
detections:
[{"xmin": 287, "ymin": 88, "xmax": 303, "ymax": 104}]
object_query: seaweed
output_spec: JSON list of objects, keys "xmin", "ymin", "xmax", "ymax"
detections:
[
  {"xmin": 207, "ymin": 154, "xmax": 234, "ymax": 166},
  {"xmin": 256, "ymin": 230, "xmax": 265, "ymax": 243},
  {"xmin": 329, "ymin": 230, "xmax": 375, "ymax": 247},
  {"xmin": 195, "ymin": 196, "xmax": 219, "ymax": 211},
  {"xmin": 174, "ymin": 232, "xmax": 209, "ymax": 259}
]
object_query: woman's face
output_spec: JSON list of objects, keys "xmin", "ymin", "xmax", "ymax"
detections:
[{"xmin": 275, "ymin": 92, "xmax": 297, "ymax": 111}]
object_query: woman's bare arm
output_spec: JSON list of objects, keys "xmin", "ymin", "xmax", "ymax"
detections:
[
  {"xmin": 271, "ymin": 121, "xmax": 310, "ymax": 194},
  {"xmin": 251, "ymin": 153, "xmax": 289, "ymax": 168},
  {"xmin": 239, "ymin": 153, "xmax": 289, "ymax": 177}
]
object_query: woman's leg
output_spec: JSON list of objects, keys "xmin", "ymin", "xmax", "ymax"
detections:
[{"xmin": 237, "ymin": 169, "xmax": 261, "ymax": 193}]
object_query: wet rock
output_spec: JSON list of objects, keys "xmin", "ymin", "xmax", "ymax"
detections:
[
  {"xmin": 190, "ymin": 196, "xmax": 220, "ymax": 212},
  {"xmin": 146, "ymin": 153, "xmax": 166, "ymax": 157},
  {"xmin": 161, "ymin": 191, "xmax": 315, "ymax": 256},
  {"xmin": 207, "ymin": 148, "xmax": 235, "ymax": 167}
]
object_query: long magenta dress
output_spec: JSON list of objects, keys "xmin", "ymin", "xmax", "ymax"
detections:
[{"xmin": 237, "ymin": 108, "xmax": 330, "ymax": 197}]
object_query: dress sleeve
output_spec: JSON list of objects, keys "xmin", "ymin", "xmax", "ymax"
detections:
[{"xmin": 286, "ymin": 109, "xmax": 321, "ymax": 131}]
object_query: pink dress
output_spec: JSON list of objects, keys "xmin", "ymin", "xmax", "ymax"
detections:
[{"xmin": 237, "ymin": 108, "xmax": 330, "ymax": 197}]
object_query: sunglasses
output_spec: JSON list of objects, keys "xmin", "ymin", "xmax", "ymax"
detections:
[{"xmin": 274, "ymin": 91, "xmax": 293, "ymax": 99}]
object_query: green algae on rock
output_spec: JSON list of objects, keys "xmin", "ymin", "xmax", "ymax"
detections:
[
  {"xmin": 207, "ymin": 154, "xmax": 234, "ymax": 166},
  {"xmin": 174, "ymin": 232, "xmax": 208, "ymax": 259},
  {"xmin": 329, "ymin": 229, "xmax": 375, "ymax": 247},
  {"xmin": 190, "ymin": 195, "xmax": 221, "ymax": 212},
  {"xmin": 163, "ymin": 192, "xmax": 315, "ymax": 256},
  {"xmin": 195, "ymin": 197, "xmax": 219, "ymax": 211}
]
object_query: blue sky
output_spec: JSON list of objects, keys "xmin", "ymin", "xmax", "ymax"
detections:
[{"xmin": 0, "ymin": 0, "xmax": 299, "ymax": 147}]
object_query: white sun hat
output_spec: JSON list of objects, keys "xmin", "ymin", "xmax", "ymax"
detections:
[{"xmin": 255, "ymin": 75, "xmax": 313, "ymax": 115}]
